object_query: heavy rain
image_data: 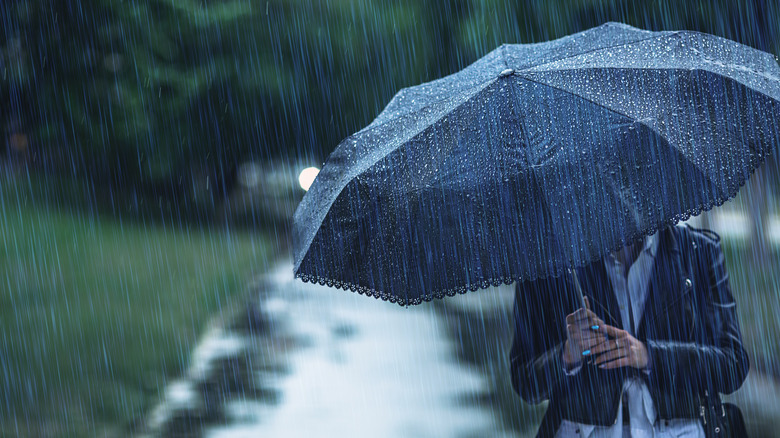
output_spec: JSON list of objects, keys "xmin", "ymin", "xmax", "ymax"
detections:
[{"xmin": 2, "ymin": 1, "xmax": 779, "ymax": 437}]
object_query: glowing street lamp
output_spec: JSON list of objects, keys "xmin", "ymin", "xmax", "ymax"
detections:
[{"xmin": 298, "ymin": 167, "xmax": 320, "ymax": 191}]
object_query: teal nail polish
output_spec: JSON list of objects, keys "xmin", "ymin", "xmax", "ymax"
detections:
[
  {"xmin": 582, "ymin": 350, "xmax": 591, "ymax": 356},
  {"xmin": 591, "ymin": 325, "xmax": 599, "ymax": 330}
]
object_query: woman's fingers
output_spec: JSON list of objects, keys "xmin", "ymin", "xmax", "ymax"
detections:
[
  {"xmin": 565, "ymin": 300, "xmax": 611, "ymax": 358},
  {"xmin": 593, "ymin": 346, "xmax": 628, "ymax": 365},
  {"xmin": 580, "ymin": 337, "xmax": 610, "ymax": 356},
  {"xmin": 582, "ymin": 297, "xmax": 601, "ymax": 330},
  {"xmin": 586, "ymin": 337, "xmax": 620, "ymax": 356},
  {"xmin": 566, "ymin": 308, "xmax": 603, "ymax": 329},
  {"xmin": 598, "ymin": 357, "xmax": 632, "ymax": 369},
  {"xmin": 565, "ymin": 308, "xmax": 590, "ymax": 324},
  {"xmin": 580, "ymin": 333, "xmax": 607, "ymax": 346},
  {"xmin": 600, "ymin": 324, "xmax": 628, "ymax": 339},
  {"xmin": 567, "ymin": 325, "xmax": 609, "ymax": 356},
  {"xmin": 568, "ymin": 325, "xmax": 606, "ymax": 342}
]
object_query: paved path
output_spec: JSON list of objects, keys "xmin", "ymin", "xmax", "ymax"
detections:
[{"xmin": 200, "ymin": 262, "xmax": 513, "ymax": 438}]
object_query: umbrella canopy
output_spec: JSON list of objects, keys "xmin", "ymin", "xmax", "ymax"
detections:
[{"xmin": 293, "ymin": 22, "xmax": 780, "ymax": 306}]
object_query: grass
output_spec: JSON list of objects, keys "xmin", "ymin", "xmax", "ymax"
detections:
[{"xmin": 0, "ymin": 172, "xmax": 275, "ymax": 437}]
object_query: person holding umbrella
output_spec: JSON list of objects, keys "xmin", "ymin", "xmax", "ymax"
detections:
[
  {"xmin": 293, "ymin": 22, "xmax": 778, "ymax": 437},
  {"xmin": 510, "ymin": 225, "xmax": 749, "ymax": 437}
]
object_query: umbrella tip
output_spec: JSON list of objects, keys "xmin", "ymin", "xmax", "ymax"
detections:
[{"xmin": 499, "ymin": 68, "xmax": 514, "ymax": 77}]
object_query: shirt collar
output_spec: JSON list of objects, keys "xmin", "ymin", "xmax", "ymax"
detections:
[
  {"xmin": 642, "ymin": 232, "xmax": 658, "ymax": 257},
  {"xmin": 644, "ymin": 232, "xmax": 659, "ymax": 258},
  {"xmin": 606, "ymin": 232, "xmax": 659, "ymax": 264}
]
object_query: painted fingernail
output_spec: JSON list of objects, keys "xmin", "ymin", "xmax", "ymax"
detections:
[
  {"xmin": 599, "ymin": 364, "xmax": 606, "ymax": 369},
  {"xmin": 591, "ymin": 325, "xmax": 599, "ymax": 330},
  {"xmin": 582, "ymin": 350, "xmax": 591, "ymax": 356}
]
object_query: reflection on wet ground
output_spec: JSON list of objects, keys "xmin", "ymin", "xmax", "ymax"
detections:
[
  {"xmin": 141, "ymin": 262, "xmax": 516, "ymax": 437},
  {"xmin": 140, "ymin": 312, "xmax": 294, "ymax": 437}
]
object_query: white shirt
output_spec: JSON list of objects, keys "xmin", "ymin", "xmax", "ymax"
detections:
[{"xmin": 556, "ymin": 233, "xmax": 704, "ymax": 438}]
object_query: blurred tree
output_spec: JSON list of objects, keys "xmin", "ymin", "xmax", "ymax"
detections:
[
  {"xmin": 1, "ymin": 0, "xmax": 447, "ymax": 208},
  {"xmin": 1, "ymin": 0, "xmax": 777, "ymax": 214}
]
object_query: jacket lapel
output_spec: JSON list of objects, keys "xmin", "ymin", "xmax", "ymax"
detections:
[
  {"xmin": 576, "ymin": 261, "xmax": 622, "ymax": 328},
  {"xmin": 571, "ymin": 226, "xmax": 690, "ymax": 336},
  {"xmin": 637, "ymin": 226, "xmax": 685, "ymax": 338}
]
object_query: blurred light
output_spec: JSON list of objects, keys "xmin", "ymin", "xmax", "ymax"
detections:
[
  {"xmin": 237, "ymin": 162, "xmax": 263, "ymax": 188},
  {"xmin": 298, "ymin": 167, "xmax": 320, "ymax": 191}
]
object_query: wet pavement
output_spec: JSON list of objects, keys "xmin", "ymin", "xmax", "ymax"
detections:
[
  {"xmin": 142, "ymin": 262, "xmax": 515, "ymax": 438},
  {"xmin": 207, "ymin": 262, "xmax": 514, "ymax": 438}
]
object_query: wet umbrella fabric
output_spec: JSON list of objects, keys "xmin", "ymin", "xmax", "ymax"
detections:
[{"xmin": 293, "ymin": 22, "xmax": 780, "ymax": 306}]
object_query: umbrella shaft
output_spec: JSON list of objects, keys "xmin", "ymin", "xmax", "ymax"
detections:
[{"xmin": 569, "ymin": 269, "xmax": 588, "ymax": 309}]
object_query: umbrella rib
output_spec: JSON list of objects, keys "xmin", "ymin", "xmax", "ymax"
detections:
[
  {"xmin": 354, "ymin": 78, "xmax": 498, "ymax": 139},
  {"xmin": 517, "ymin": 68, "xmax": 780, "ymax": 156},
  {"xmin": 514, "ymin": 75, "xmax": 651, "ymax": 136},
  {"xmin": 514, "ymin": 72, "xmax": 728, "ymax": 221},
  {"xmin": 513, "ymin": 31, "xmax": 682, "ymax": 73},
  {"xmin": 519, "ymin": 66, "xmax": 780, "ymax": 102},
  {"xmin": 379, "ymin": 32, "xmax": 673, "ymax": 125}
]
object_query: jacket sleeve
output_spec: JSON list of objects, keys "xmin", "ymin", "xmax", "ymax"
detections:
[
  {"xmin": 645, "ymin": 238, "xmax": 749, "ymax": 395},
  {"xmin": 509, "ymin": 276, "xmax": 579, "ymax": 403}
]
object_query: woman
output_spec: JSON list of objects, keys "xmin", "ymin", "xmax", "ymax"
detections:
[{"xmin": 510, "ymin": 224, "xmax": 749, "ymax": 437}]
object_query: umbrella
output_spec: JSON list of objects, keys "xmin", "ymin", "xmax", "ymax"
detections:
[{"xmin": 293, "ymin": 22, "xmax": 780, "ymax": 306}]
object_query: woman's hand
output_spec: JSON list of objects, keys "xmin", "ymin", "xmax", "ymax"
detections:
[
  {"xmin": 590, "ymin": 325, "xmax": 649, "ymax": 370},
  {"xmin": 562, "ymin": 297, "xmax": 609, "ymax": 367}
]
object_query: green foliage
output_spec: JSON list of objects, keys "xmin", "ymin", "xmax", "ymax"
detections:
[
  {"xmin": 2, "ymin": 0, "xmax": 440, "ymax": 188},
  {"xmin": 0, "ymin": 173, "xmax": 273, "ymax": 436},
  {"xmin": 2, "ymin": 0, "xmax": 777, "ymax": 192}
]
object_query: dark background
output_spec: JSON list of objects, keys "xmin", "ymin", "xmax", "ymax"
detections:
[{"xmin": 3, "ymin": 0, "xmax": 778, "ymax": 215}]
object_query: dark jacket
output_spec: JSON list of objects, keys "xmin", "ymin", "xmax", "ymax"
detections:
[{"xmin": 509, "ymin": 225, "xmax": 749, "ymax": 436}]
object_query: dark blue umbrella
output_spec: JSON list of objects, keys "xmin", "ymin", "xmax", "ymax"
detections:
[{"xmin": 293, "ymin": 22, "xmax": 780, "ymax": 306}]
